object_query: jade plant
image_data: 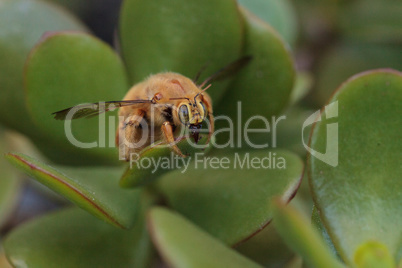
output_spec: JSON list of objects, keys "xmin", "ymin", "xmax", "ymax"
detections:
[
  {"xmin": 0, "ymin": 0, "xmax": 401, "ymax": 267},
  {"xmin": 273, "ymin": 70, "xmax": 402, "ymax": 268}
]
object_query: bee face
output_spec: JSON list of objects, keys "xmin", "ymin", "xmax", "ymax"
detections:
[
  {"xmin": 177, "ymin": 98, "xmax": 208, "ymax": 143},
  {"xmin": 178, "ymin": 99, "xmax": 207, "ymax": 126}
]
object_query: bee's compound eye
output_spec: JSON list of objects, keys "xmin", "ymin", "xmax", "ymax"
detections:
[
  {"xmin": 178, "ymin": 105, "xmax": 189, "ymax": 125},
  {"xmin": 198, "ymin": 101, "xmax": 207, "ymax": 120}
]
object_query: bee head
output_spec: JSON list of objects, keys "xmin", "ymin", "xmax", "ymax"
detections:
[
  {"xmin": 176, "ymin": 96, "xmax": 208, "ymax": 143},
  {"xmin": 178, "ymin": 100, "xmax": 207, "ymax": 125}
]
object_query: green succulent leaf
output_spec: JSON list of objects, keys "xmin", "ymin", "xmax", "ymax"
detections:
[
  {"xmin": 282, "ymin": 257, "xmax": 303, "ymax": 268},
  {"xmin": 215, "ymin": 8, "xmax": 295, "ymax": 146},
  {"xmin": 119, "ymin": 0, "xmax": 243, "ymax": 102},
  {"xmin": 308, "ymin": 70, "xmax": 402, "ymax": 264},
  {"xmin": 4, "ymin": 203, "xmax": 153, "ymax": 268},
  {"xmin": 0, "ymin": 0, "xmax": 88, "ymax": 137},
  {"xmin": 0, "ymin": 172, "xmax": 19, "ymax": 227},
  {"xmin": 311, "ymin": 205, "xmax": 339, "ymax": 259},
  {"xmin": 5, "ymin": 153, "xmax": 139, "ymax": 229},
  {"xmin": 148, "ymin": 207, "xmax": 263, "ymax": 268},
  {"xmin": 354, "ymin": 241, "xmax": 396, "ymax": 268},
  {"xmin": 272, "ymin": 199, "xmax": 344, "ymax": 268},
  {"xmin": 235, "ymin": 223, "xmax": 294, "ymax": 267},
  {"xmin": 237, "ymin": 0, "xmax": 298, "ymax": 45},
  {"xmin": 25, "ymin": 32, "xmax": 129, "ymax": 165},
  {"xmin": 156, "ymin": 149, "xmax": 303, "ymax": 245},
  {"xmin": 235, "ymin": 184, "xmax": 315, "ymax": 267},
  {"xmin": 0, "ymin": 136, "xmax": 22, "ymax": 228},
  {"xmin": 120, "ymin": 135, "xmax": 212, "ymax": 188}
]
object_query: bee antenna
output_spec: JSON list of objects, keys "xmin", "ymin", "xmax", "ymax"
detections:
[
  {"xmin": 202, "ymin": 84, "xmax": 212, "ymax": 91},
  {"xmin": 194, "ymin": 84, "xmax": 211, "ymax": 102},
  {"xmin": 169, "ymin": 97, "xmax": 190, "ymax": 101},
  {"xmin": 199, "ymin": 56, "xmax": 252, "ymax": 88},
  {"xmin": 193, "ymin": 61, "xmax": 211, "ymax": 83}
]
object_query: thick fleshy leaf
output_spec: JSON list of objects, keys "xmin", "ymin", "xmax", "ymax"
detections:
[
  {"xmin": 157, "ymin": 149, "xmax": 303, "ymax": 245},
  {"xmin": 120, "ymin": 135, "xmax": 212, "ymax": 188},
  {"xmin": 4, "ymin": 203, "xmax": 153, "ymax": 268},
  {"xmin": 308, "ymin": 70, "xmax": 402, "ymax": 264},
  {"xmin": 289, "ymin": 172, "xmax": 314, "ymax": 216},
  {"xmin": 2, "ymin": 131, "xmax": 71, "ymax": 203},
  {"xmin": 272, "ymin": 199, "xmax": 344, "ymax": 268},
  {"xmin": 0, "ymin": 0, "xmax": 88, "ymax": 136},
  {"xmin": 0, "ymin": 135, "xmax": 22, "ymax": 227},
  {"xmin": 338, "ymin": 0, "xmax": 402, "ymax": 44},
  {"xmin": 283, "ymin": 257, "xmax": 303, "ymax": 268},
  {"xmin": 235, "ymin": 223, "xmax": 294, "ymax": 267},
  {"xmin": 119, "ymin": 0, "xmax": 243, "ymax": 102},
  {"xmin": 313, "ymin": 43, "xmax": 402, "ymax": 107},
  {"xmin": 354, "ymin": 241, "xmax": 395, "ymax": 268},
  {"xmin": 148, "ymin": 207, "xmax": 263, "ymax": 268},
  {"xmin": 5, "ymin": 153, "xmax": 139, "ymax": 229},
  {"xmin": 311, "ymin": 205, "xmax": 339, "ymax": 259},
  {"xmin": 235, "ymin": 187, "xmax": 313, "ymax": 267},
  {"xmin": 237, "ymin": 0, "xmax": 298, "ymax": 45},
  {"xmin": 215, "ymin": 8, "xmax": 295, "ymax": 146},
  {"xmin": 0, "ymin": 170, "xmax": 19, "ymax": 227},
  {"xmin": 25, "ymin": 32, "xmax": 128, "ymax": 165}
]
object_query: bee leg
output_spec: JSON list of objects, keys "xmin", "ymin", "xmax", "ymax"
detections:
[
  {"xmin": 126, "ymin": 110, "xmax": 146, "ymax": 128},
  {"xmin": 161, "ymin": 121, "xmax": 187, "ymax": 158},
  {"xmin": 116, "ymin": 110, "xmax": 146, "ymax": 161},
  {"xmin": 116, "ymin": 110, "xmax": 146, "ymax": 144},
  {"xmin": 206, "ymin": 112, "xmax": 214, "ymax": 145}
]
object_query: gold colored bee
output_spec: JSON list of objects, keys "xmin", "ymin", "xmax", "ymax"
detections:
[{"xmin": 53, "ymin": 57, "xmax": 250, "ymax": 160}]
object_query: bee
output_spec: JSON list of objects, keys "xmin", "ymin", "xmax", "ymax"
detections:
[{"xmin": 53, "ymin": 57, "xmax": 251, "ymax": 160}]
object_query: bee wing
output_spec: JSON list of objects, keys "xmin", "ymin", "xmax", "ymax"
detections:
[
  {"xmin": 52, "ymin": 100, "xmax": 152, "ymax": 120},
  {"xmin": 199, "ymin": 56, "xmax": 252, "ymax": 88}
]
